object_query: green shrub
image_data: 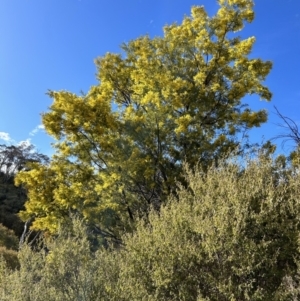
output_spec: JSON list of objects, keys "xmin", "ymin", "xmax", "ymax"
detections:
[
  {"xmin": 0, "ymin": 223, "xmax": 19, "ymax": 270},
  {"xmin": 116, "ymin": 155, "xmax": 300, "ymax": 300},
  {"xmin": 0, "ymin": 247, "xmax": 19, "ymax": 270},
  {"xmin": 0, "ymin": 223, "xmax": 19, "ymax": 250},
  {"xmin": 0, "ymin": 218, "xmax": 120, "ymax": 301}
]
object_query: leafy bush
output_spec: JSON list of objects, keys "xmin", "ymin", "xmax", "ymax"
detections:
[
  {"xmin": 0, "ymin": 218, "xmax": 120, "ymax": 301},
  {"xmin": 0, "ymin": 223, "xmax": 19, "ymax": 250},
  {"xmin": 0, "ymin": 223, "xmax": 19, "ymax": 270},
  {"xmin": 117, "ymin": 154, "xmax": 300, "ymax": 300},
  {"xmin": 0, "ymin": 247, "xmax": 19, "ymax": 270}
]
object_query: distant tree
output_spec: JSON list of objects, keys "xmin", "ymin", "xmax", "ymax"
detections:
[
  {"xmin": 16, "ymin": 0, "xmax": 272, "ymax": 240},
  {"xmin": 0, "ymin": 143, "xmax": 49, "ymax": 238},
  {"xmin": 0, "ymin": 142, "xmax": 49, "ymax": 183}
]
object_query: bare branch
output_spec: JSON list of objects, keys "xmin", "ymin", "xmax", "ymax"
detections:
[{"xmin": 272, "ymin": 106, "xmax": 300, "ymax": 149}]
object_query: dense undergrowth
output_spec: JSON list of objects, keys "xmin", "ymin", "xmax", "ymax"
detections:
[{"xmin": 1, "ymin": 153, "xmax": 300, "ymax": 300}]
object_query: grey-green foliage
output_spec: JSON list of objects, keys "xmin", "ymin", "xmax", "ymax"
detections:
[
  {"xmin": 0, "ymin": 219, "xmax": 120, "ymax": 301},
  {"xmin": 114, "ymin": 154, "xmax": 300, "ymax": 301},
  {"xmin": 1, "ymin": 153, "xmax": 300, "ymax": 300}
]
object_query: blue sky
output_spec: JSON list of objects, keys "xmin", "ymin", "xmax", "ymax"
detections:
[{"xmin": 0, "ymin": 0, "xmax": 299, "ymax": 157}]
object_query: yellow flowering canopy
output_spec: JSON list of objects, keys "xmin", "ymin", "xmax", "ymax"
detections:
[{"xmin": 16, "ymin": 0, "xmax": 272, "ymax": 237}]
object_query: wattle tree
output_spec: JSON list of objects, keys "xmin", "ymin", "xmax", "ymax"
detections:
[{"xmin": 16, "ymin": 0, "xmax": 272, "ymax": 241}]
